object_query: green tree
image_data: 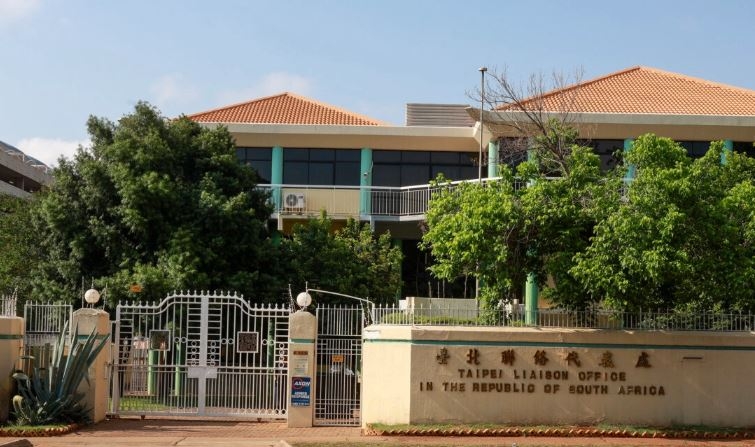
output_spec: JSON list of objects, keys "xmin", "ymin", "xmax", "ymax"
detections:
[
  {"xmin": 572, "ymin": 135, "xmax": 755, "ymax": 311},
  {"xmin": 524, "ymin": 145, "xmax": 622, "ymax": 308},
  {"xmin": 421, "ymin": 133, "xmax": 618, "ymax": 309},
  {"xmin": 32, "ymin": 102, "xmax": 281, "ymax": 305},
  {"xmin": 337, "ymin": 218, "xmax": 402, "ymax": 303},
  {"xmin": 421, "ymin": 172, "xmax": 526, "ymax": 308},
  {"xmin": 282, "ymin": 214, "xmax": 401, "ymax": 305},
  {"xmin": 0, "ymin": 194, "xmax": 43, "ymax": 302},
  {"xmin": 424, "ymin": 130, "xmax": 755, "ymax": 313}
]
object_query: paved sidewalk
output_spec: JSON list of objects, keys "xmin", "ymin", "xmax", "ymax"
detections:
[{"xmin": 4, "ymin": 417, "xmax": 755, "ymax": 447}]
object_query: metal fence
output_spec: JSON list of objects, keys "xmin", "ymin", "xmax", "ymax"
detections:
[
  {"xmin": 1, "ymin": 293, "xmax": 17, "ymax": 317},
  {"xmin": 374, "ymin": 304, "xmax": 755, "ymax": 332},
  {"xmin": 23, "ymin": 302, "xmax": 73, "ymax": 346},
  {"xmin": 314, "ymin": 305, "xmax": 365, "ymax": 427}
]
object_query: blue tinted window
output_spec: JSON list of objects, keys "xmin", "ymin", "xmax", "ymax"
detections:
[
  {"xmin": 236, "ymin": 147, "xmax": 272, "ymax": 182},
  {"xmin": 284, "ymin": 149, "xmax": 309, "ymax": 161},
  {"xmin": 310, "ymin": 149, "xmax": 335, "ymax": 161},
  {"xmin": 335, "ymin": 162, "xmax": 360, "ymax": 185},
  {"xmin": 373, "ymin": 165, "xmax": 401, "ymax": 187},
  {"xmin": 283, "ymin": 161, "xmax": 308, "ymax": 184},
  {"xmin": 373, "ymin": 150, "xmax": 401, "ymax": 163},
  {"xmin": 336, "ymin": 150, "xmax": 361, "ymax": 161},
  {"xmin": 373, "ymin": 150, "xmax": 479, "ymax": 186},
  {"xmin": 309, "ymin": 163, "xmax": 334, "ymax": 184},
  {"xmin": 431, "ymin": 152, "xmax": 460, "ymax": 164},
  {"xmin": 402, "ymin": 151, "xmax": 430, "ymax": 163},
  {"xmin": 282, "ymin": 148, "xmax": 361, "ymax": 185},
  {"xmin": 734, "ymin": 141, "xmax": 755, "ymax": 157},
  {"xmin": 247, "ymin": 160, "xmax": 271, "ymax": 183}
]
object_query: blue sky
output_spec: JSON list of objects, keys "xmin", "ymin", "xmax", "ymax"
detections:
[{"xmin": 2, "ymin": 0, "xmax": 755, "ymax": 166}]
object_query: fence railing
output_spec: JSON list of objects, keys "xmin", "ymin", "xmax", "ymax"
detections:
[
  {"xmin": 1, "ymin": 293, "xmax": 17, "ymax": 317},
  {"xmin": 258, "ymin": 177, "xmax": 534, "ymax": 218},
  {"xmin": 371, "ymin": 304, "xmax": 755, "ymax": 332},
  {"xmin": 23, "ymin": 302, "xmax": 73, "ymax": 346}
]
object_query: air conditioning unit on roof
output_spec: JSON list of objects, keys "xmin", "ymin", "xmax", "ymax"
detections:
[{"xmin": 284, "ymin": 192, "xmax": 306, "ymax": 210}]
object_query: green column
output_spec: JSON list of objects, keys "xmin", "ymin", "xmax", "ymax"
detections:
[
  {"xmin": 360, "ymin": 147, "xmax": 372, "ymax": 216},
  {"xmin": 173, "ymin": 342, "xmax": 184, "ymax": 397},
  {"xmin": 525, "ymin": 274, "xmax": 538, "ymax": 326},
  {"xmin": 147, "ymin": 349, "xmax": 158, "ymax": 396},
  {"xmin": 525, "ymin": 148, "xmax": 538, "ymax": 326},
  {"xmin": 271, "ymin": 146, "xmax": 283, "ymax": 210},
  {"xmin": 623, "ymin": 138, "xmax": 635, "ymax": 181},
  {"xmin": 487, "ymin": 140, "xmax": 499, "ymax": 178},
  {"xmin": 721, "ymin": 139, "xmax": 733, "ymax": 165}
]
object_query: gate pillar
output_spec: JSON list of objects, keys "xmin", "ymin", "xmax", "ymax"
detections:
[
  {"xmin": 287, "ymin": 310, "xmax": 317, "ymax": 427},
  {"xmin": 0, "ymin": 317, "xmax": 23, "ymax": 423},
  {"xmin": 72, "ymin": 309, "xmax": 111, "ymax": 423}
]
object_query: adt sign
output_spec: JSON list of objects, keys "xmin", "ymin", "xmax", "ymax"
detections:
[{"xmin": 291, "ymin": 376, "xmax": 311, "ymax": 407}]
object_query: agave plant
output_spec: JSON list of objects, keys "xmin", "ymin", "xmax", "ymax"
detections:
[{"xmin": 12, "ymin": 320, "xmax": 109, "ymax": 425}]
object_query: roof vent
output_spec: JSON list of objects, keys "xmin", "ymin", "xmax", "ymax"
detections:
[{"xmin": 405, "ymin": 104, "xmax": 475, "ymax": 127}]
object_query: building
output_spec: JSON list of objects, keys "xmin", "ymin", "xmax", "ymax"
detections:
[
  {"xmin": 0, "ymin": 141, "xmax": 52, "ymax": 198},
  {"xmin": 188, "ymin": 93, "xmax": 483, "ymax": 297},
  {"xmin": 188, "ymin": 66, "xmax": 755, "ymax": 298},
  {"xmin": 475, "ymin": 65, "xmax": 755, "ymax": 173}
]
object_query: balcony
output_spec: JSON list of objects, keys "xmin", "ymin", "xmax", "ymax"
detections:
[{"xmin": 259, "ymin": 177, "xmax": 527, "ymax": 221}]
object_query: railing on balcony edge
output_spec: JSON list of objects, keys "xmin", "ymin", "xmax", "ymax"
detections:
[{"xmin": 258, "ymin": 177, "xmax": 536, "ymax": 218}]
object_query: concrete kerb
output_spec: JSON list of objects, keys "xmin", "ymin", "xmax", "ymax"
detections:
[
  {"xmin": 0, "ymin": 440, "xmax": 33, "ymax": 447},
  {"xmin": 7, "ymin": 418, "xmax": 755, "ymax": 447}
]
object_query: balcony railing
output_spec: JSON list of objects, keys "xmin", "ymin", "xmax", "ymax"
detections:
[
  {"xmin": 259, "ymin": 177, "xmax": 526, "ymax": 219},
  {"xmin": 259, "ymin": 184, "xmax": 362, "ymax": 218},
  {"xmin": 370, "ymin": 183, "xmax": 448, "ymax": 217}
]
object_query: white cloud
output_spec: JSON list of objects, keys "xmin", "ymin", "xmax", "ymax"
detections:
[
  {"xmin": 150, "ymin": 74, "xmax": 200, "ymax": 109},
  {"xmin": 16, "ymin": 137, "xmax": 88, "ymax": 167},
  {"xmin": 216, "ymin": 72, "xmax": 313, "ymax": 105},
  {"xmin": 0, "ymin": 0, "xmax": 40, "ymax": 26}
]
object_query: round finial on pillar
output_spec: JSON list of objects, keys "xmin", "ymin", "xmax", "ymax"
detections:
[
  {"xmin": 84, "ymin": 288, "xmax": 101, "ymax": 305},
  {"xmin": 296, "ymin": 291, "xmax": 312, "ymax": 309}
]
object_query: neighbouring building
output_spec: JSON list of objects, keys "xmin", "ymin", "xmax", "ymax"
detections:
[
  {"xmin": 0, "ymin": 141, "xmax": 52, "ymax": 198},
  {"xmin": 188, "ymin": 66, "xmax": 755, "ymax": 299}
]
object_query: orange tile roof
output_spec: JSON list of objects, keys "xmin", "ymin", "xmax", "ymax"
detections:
[
  {"xmin": 499, "ymin": 66, "xmax": 755, "ymax": 116},
  {"xmin": 188, "ymin": 92, "xmax": 387, "ymax": 126}
]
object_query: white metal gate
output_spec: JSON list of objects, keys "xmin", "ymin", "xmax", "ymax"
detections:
[
  {"xmin": 111, "ymin": 291, "xmax": 290, "ymax": 418},
  {"xmin": 314, "ymin": 305, "xmax": 365, "ymax": 426}
]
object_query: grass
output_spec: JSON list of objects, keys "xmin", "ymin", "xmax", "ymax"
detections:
[{"xmin": 114, "ymin": 396, "xmax": 172, "ymax": 411}]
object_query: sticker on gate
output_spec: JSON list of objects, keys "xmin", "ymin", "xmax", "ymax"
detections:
[
  {"xmin": 236, "ymin": 331, "xmax": 259, "ymax": 353},
  {"xmin": 149, "ymin": 330, "xmax": 171, "ymax": 351}
]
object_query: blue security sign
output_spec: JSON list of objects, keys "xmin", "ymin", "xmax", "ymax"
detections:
[{"xmin": 291, "ymin": 376, "xmax": 311, "ymax": 407}]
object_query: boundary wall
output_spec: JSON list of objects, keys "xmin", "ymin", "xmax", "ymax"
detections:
[
  {"xmin": 0, "ymin": 310, "xmax": 110, "ymax": 424},
  {"xmin": 0, "ymin": 317, "xmax": 23, "ymax": 423},
  {"xmin": 362, "ymin": 325, "xmax": 755, "ymax": 427}
]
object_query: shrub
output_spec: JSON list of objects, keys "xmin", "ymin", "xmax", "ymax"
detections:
[{"xmin": 12, "ymin": 321, "xmax": 109, "ymax": 425}]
